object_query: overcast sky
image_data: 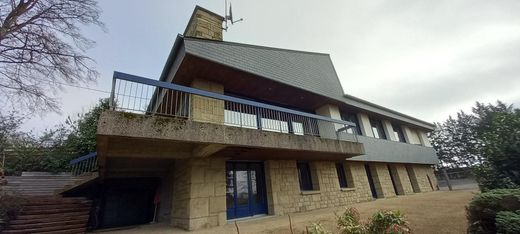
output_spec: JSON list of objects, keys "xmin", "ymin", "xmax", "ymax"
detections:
[{"xmin": 21, "ymin": 0, "xmax": 520, "ymax": 132}]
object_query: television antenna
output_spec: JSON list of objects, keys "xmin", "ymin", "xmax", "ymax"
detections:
[{"xmin": 224, "ymin": 0, "xmax": 243, "ymax": 31}]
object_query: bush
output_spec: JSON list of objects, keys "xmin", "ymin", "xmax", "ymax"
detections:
[
  {"xmin": 337, "ymin": 208, "xmax": 365, "ymax": 234},
  {"xmin": 335, "ymin": 208, "xmax": 410, "ymax": 234},
  {"xmin": 495, "ymin": 211, "xmax": 520, "ymax": 234},
  {"xmin": 473, "ymin": 164, "xmax": 519, "ymax": 192},
  {"xmin": 467, "ymin": 189, "xmax": 520, "ymax": 233},
  {"xmin": 367, "ymin": 210, "xmax": 410, "ymax": 234}
]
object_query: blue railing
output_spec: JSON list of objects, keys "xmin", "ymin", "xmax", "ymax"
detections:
[
  {"xmin": 110, "ymin": 71, "xmax": 358, "ymax": 139},
  {"xmin": 70, "ymin": 152, "xmax": 98, "ymax": 176}
]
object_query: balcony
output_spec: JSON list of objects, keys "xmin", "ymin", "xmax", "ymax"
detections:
[
  {"xmin": 338, "ymin": 134, "xmax": 438, "ymax": 164},
  {"xmin": 96, "ymin": 72, "xmax": 365, "ymax": 164}
]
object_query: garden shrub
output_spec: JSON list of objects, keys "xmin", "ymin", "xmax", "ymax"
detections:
[
  {"xmin": 467, "ymin": 189, "xmax": 520, "ymax": 234},
  {"xmin": 336, "ymin": 207, "xmax": 365, "ymax": 234},
  {"xmin": 335, "ymin": 208, "xmax": 410, "ymax": 234},
  {"xmin": 366, "ymin": 210, "xmax": 410, "ymax": 234},
  {"xmin": 495, "ymin": 211, "xmax": 520, "ymax": 234}
]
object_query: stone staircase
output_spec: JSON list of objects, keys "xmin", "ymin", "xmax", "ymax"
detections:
[
  {"xmin": 2, "ymin": 172, "xmax": 84, "ymax": 196},
  {"xmin": 2, "ymin": 196, "xmax": 92, "ymax": 234}
]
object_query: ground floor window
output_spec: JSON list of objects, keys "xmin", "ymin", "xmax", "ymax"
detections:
[
  {"xmin": 336, "ymin": 163, "xmax": 349, "ymax": 188},
  {"xmin": 297, "ymin": 161, "xmax": 316, "ymax": 191}
]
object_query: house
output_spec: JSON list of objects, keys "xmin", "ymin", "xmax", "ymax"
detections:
[{"xmin": 80, "ymin": 6, "xmax": 439, "ymax": 231}]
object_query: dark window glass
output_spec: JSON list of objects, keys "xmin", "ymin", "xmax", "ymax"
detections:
[
  {"xmin": 341, "ymin": 113, "xmax": 362, "ymax": 135},
  {"xmin": 297, "ymin": 162, "xmax": 313, "ymax": 191},
  {"xmin": 392, "ymin": 124, "xmax": 406, "ymax": 143},
  {"xmin": 370, "ymin": 118, "xmax": 387, "ymax": 139},
  {"xmin": 336, "ymin": 163, "xmax": 348, "ymax": 188}
]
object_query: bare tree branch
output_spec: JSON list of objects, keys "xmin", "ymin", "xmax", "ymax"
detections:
[{"xmin": 0, "ymin": 0, "xmax": 104, "ymax": 113}]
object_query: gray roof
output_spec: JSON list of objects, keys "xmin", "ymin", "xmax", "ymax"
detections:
[
  {"xmin": 161, "ymin": 36, "xmax": 436, "ymax": 130},
  {"xmin": 183, "ymin": 37, "xmax": 346, "ymax": 100}
]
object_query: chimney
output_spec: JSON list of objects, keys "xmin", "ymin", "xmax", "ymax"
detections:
[{"xmin": 184, "ymin": 6, "xmax": 225, "ymax": 41}]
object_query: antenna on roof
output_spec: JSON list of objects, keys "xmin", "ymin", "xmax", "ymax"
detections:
[{"xmin": 224, "ymin": 0, "xmax": 243, "ymax": 31}]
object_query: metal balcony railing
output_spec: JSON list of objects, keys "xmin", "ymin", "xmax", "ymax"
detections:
[
  {"xmin": 109, "ymin": 72, "xmax": 358, "ymax": 140},
  {"xmin": 70, "ymin": 152, "xmax": 98, "ymax": 176}
]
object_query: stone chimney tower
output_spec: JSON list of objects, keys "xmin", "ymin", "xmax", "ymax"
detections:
[{"xmin": 184, "ymin": 6, "xmax": 224, "ymax": 41}]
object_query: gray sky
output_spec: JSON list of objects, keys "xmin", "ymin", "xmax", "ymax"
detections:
[{"xmin": 21, "ymin": 0, "xmax": 520, "ymax": 132}]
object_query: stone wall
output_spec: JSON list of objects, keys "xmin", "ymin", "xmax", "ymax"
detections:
[
  {"xmin": 184, "ymin": 7, "xmax": 223, "ymax": 40},
  {"xmin": 264, "ymin": 160, "xmax": 373, "ymax": 215},
  {"xmin": 171, "ymin": 158, "xmax": 226, "ymax": 230},
  {"xmin": 190, "ymin": 79, "xmax": 225, "ymax": 124},
  {"xmin": 368, "ymin": 163, "xmax": 397, "ymax": 198},
  {"xmin": 389, "ymin": 164, "xmax": 415, "ymax": 195},
  {"xmin": 410, "ymin": 164, "xmax": 437, "ymax": 192}
]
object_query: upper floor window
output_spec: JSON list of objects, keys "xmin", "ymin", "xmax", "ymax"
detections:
[
  {"xmin": 392, "ymin": 124, "xmax": 406, "ymax": 143},
  {"xmin": 370, "ymin": 118, "xmax": 387, "ymax": 139},
  {"xmin": 341, "ymin": 112, "xmax": 362, "ymax": 135}
]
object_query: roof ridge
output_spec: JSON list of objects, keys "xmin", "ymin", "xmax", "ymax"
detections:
[{"xmin": 183, "ymin": 36, "xmax": 331, "ymax": 56}]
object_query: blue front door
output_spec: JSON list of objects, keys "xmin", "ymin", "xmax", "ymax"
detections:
[{"xmin": 226, "ymin": 162, "xmax": 268, "ymax": 219}]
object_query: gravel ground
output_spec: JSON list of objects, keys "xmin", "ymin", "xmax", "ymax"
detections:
[{"xmin": 96, "ymin": 188, "xmax": 478, "ymax": 234}]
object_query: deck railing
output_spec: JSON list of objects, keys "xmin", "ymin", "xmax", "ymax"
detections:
[
  {"xmin": 110, "ymin": 72, "xmax": 358, "ymax": 140},
  {"xmin": 70, "ymin": 152, "xmax": 98, "ymax": 176}
]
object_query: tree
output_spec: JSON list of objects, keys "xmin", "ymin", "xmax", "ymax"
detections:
[
  {"xmin": 2, "ymin": 99, "xmax": 109, "ymax": 175},
  {"xmin": 474, "ymin": 110, "xmax": 520, "ymax": 190},
  {"xmin": 429, "ymin": 101, "xmax": 513, "ymax": 168},
  {"xmin": 66, "ymin": 98, "xmax": 109, "ymax": 155},
  {"xmin": 0, "ymin": 0, "xmax": 104, "ymax": 112}
]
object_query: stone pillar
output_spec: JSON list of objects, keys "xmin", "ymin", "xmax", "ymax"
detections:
[
  {"xmin": 315, "ymin": 104, "xmax": 342, "ymax": 139},
  {"xmin": 382, "ymin": 120, "xmax": 397, "ymax": 141},
  {"xmin": 184, "ymin": 6, "xmax": 224, "ymax": 40},
  {"xmin": 402, "ymin": 126, "xmax": 421, "ymax": 145},
  {"xmin": 357, "ymin": 113, "xmax": 374, "ymax": 137},
  {"xmin": 388, "ymin": 164, "xmax": 415, "ymax": 195},
  {"xmin": 369, "ymin": 163, "xmax": 397, "ymax": 198},
  {"xmin": 418, "ymin": 130, "xmax": 433, "ymax": 147},
  {"xmin": 190, "ymin": 78, "xmax": 225, "ymax": 124},
  {"xmin": 171, "ymin": 157, "xmax": 226, "ymax": 230}
]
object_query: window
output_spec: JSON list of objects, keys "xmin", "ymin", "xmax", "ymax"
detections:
[
  {"xmin": 341, "ymin": 112, "xmax": 362, "ymax": 135},
  {"xmin": 392, "ymin": 124, "xmax": 406, "ymax": 143},
  {"xmin": 336, "ymin": 163, "xmax": 348, "ymax": 188},
  {"xmin": 370, "ymin": 118, "xmax": 387, "ymax": 139},
  {"xmin": 297, "ymin": 161, "xmax": 314, "ymax": 191}
]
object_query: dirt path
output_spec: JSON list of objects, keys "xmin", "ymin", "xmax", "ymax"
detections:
[{"xmin": 97, "ymin": 189, "xmax": 477, "ymax": 234}]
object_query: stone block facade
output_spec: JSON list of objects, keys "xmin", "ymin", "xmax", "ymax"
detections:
[
  {"xmin": 171, "ymin": 158, "xmax": 226, "ymax": 230},
  {"xmin": 388, "ymin": 164, "xmax": 415, "ymax": 195},
  {"xmin": 161, "ymin": 159, "xmax": 438, "ymax": 231},
  {"xmin": 190, "ymin": 79, "xmax": 225, "ymax": 124},
  {"xmin": 407, "ymin": 164, "xmax": 437, "ymax": 192},
  {"xmin": 184, "ymin": 7, "xmax": 223, "ymax": 40},
  {"xmin": 264, "ymin": 160, "xmax": 373, "ymax": 215},
  {"xmin": 368, "ymin": 163, "xmax": 397, "ymax": 198}
]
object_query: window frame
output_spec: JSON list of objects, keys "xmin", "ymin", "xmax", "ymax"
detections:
[
  {"xmin": 297, "ymin": 161, "xmax": 315, "ymax": 191},
  {"xmin": 341, "ymin": 112, "xmax": 362, "ymax": 135},
  {"xmin": 391, "ymin": 123, "xmax": 407, "ymax": 143},
  {"xmin": 335, "ymin": 162, "xmax": 349, "ymax": 188},
  {"xmin": 370, "ymin": 118, "xmax": 387, "ymax": 139}
]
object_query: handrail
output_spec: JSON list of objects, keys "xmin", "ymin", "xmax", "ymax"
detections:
[
  {"xmin": 69, "ymin": 152, "xmax": 98, "ymax": 176},
  {"xmin": 70, "ymin": 152, "xmax": 96, "ymax": 165},
  {"xmin": 112, "ymin": 71, "xmax": 357, "ymax": 128}
]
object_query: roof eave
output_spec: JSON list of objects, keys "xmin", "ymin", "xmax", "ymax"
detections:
[
  {"xmin": 342, "ymin": 94, "xmax": 436, "ymax": 130},
  {"xmin": 159, "ymin": 34, "xmax": 184, "ymax": 82}
]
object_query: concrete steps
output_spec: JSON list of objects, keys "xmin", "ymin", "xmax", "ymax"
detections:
[
  {"xmin": 2, "ymin": 172, "xmax": 85, "ymax": 196},
  {"xmin": 3, "ymin": 196, "xmax": 91, "ymax": 234}
]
